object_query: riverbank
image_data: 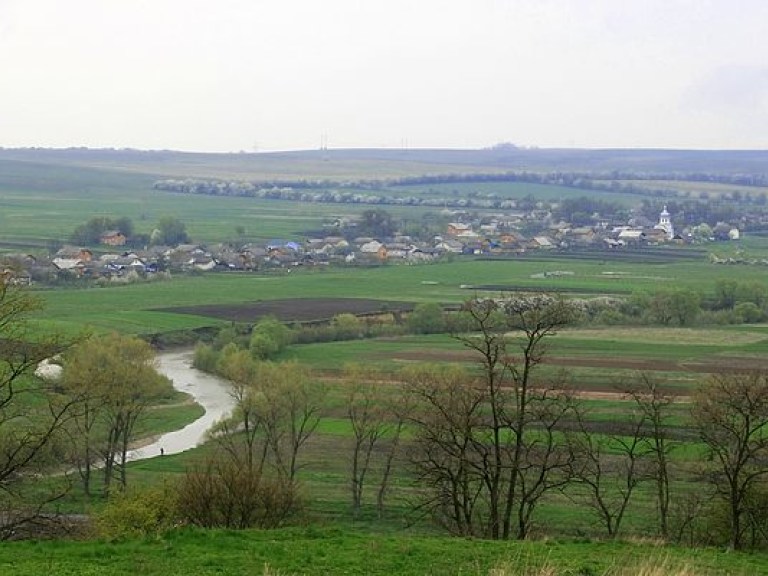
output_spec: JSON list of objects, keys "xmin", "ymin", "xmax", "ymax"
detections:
[{"xmin": 127, "ymin": 350, "xmax": 236, "ymax": 462}]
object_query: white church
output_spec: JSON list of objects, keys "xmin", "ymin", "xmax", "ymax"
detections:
[{"xmin": 654, "ymin": 206, "xmax": 674, "ymax": 240}]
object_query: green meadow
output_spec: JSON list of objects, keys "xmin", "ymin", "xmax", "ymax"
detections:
[
  {"xmin": 394, "ymin": 179, "xmax": 643, "ymax": 204},
  {"xmin": 31, "ymin": 256, "xmax": 768, "ymax": 336},
  {"xmin": 614, "ymin": 178, "xmax": 768, "ymax": 199},
  {"xmin": 2, "ymin": 527, "xmax": 766, "ymax": 576}
]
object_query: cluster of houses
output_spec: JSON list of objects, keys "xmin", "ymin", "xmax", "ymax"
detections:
[
  {"xmin": 0, "ymin": 207, "xmax": 741, "ymax": 286},
  {"xmin": 438, "ymin": 206, "xmax": 739, "ymax": 252}
]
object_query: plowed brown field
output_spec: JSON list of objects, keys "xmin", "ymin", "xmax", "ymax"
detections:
[{"xmin": 160, "ymin": 297, "xmax": 413, "ymax": 323}]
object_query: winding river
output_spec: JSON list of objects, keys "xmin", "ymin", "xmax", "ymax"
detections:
[{"xmin": 126, "ymin": 349, "xmax": 236, "ymax": 462}]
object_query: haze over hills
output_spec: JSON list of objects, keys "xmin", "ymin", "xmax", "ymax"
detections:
[{"xmin": 0, "ymin": 147, "xmax": 767, "ymax": 182}]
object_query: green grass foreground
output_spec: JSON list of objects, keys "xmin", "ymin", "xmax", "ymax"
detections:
[{"xmin": 1, "ymin": 526, "xmax": 764, "ymax": 575}]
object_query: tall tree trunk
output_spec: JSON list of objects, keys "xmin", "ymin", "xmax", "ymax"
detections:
[{"xmin": 377, "ymin": 420, "xmax": 403, "ymax": 518}]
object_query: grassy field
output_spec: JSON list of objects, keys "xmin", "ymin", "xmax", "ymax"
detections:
[
  {"xmin": 394, "ymin": 180, "xmax": 643, "ymax": 204},
  {"xmin": 132, "ymin": 398, "xmax": 205, "ymax": 440},
  {"xmin": 0, "ymin": 526, "xmax": 765, "ymax": 575},
  {"xmin": 180, "ymin": 321, "xmax": 768, "ymax": 537},
  {"xmin": 283, "ymin": 325, "xmax": 768, "ymax": 375},
  {"xmin": 30, "ymin": 255, "xmax": 768, "ymax": 336},
  {"xmin": 613, "ymin": 178, "xmax": 768, "ymax": 199},
  {"xmin": 0, "ymin": 155, "xmax": 474, "ymax": 246},
  {"xmin": 0, "ymin": 170, "xmax": 409, "ymax": 246},
  {"xmin": 0, "ymin": 163, "xmax": 651, "ymax": 250}
]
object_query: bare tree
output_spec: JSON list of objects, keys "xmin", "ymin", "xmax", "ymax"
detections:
[
  {"xmin": 512, "ymin": 378, "xmax": 577, "ymax": 539},
  {"xmin": 567, "ymin": 408, "xmax": 651, "ymax": 538},
  {"xmin": 625, "ymin": 372, "xmax": 676, "ymax": 539},
  {"xmin": 405, "ymin": 294, "xmax": 578, "ymax": 539},
  {"xmin": 692, "ymin": 371, "xmax": 768, "ymax": 550},
  {"xmin": 342, "ymin": 364, "xmax": 412, "ymax": 519},
  {"xmin": 405, "ymin": 363, "xmax": 486, "ymax": 536},
  {"xmin": 465, "ymin": 295, "xmax": 576, "ymax": 540},
  {"xmin": 345, "ymin": 367, "xmax": 388, "ymax": 518},
  {"xmin": 377, "ymin": 386, "xmax": 412, "ymax": 519},
  {"xmin": 60, "ymin": 379, "xmax": 103, "ymax": 496}
]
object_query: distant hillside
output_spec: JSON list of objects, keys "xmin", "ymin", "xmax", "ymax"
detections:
[{"xmin": 0, "ymin": 147, "xmax": 766, "ymax": 182}]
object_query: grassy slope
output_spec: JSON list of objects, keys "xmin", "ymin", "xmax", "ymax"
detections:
[
  {"xmin": 4, "ymin": 147, "xmax": 768, "ymax": 175},
  {"xmin": 0, "ymin": 153, "xmax": 638, "ymax": 247},
  {"xmin": 0, "ymin": 162, "xmax": 582, "ymax": 246},
  {"xmin": 3, "ymin": 147, "xmax": 768, "ymax": 248},
  {"xmin": 1, "ymin": 527, "xmax": 765, "ymax": 575}
]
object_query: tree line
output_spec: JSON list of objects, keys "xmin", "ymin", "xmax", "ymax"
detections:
[
  {"xmin": 71, "ymin": 215, "xmax": 189, "ymax": 247},
  {"xmin": 576, "ymin": 280, "xmax": 768, "ymax": 327}
]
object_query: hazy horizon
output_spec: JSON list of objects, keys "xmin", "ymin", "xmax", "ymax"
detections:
[
  {"xmin": 2, "ymin": 1, "xmax": 767, "ymax": 153},
  {"xmin": 4, "ymin": 144, "xmax": 768, "ymax": 155}
]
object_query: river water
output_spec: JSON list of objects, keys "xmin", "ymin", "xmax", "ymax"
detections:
[{"xmin": 125, "ymin": 349, "xmax": 236, "ymax": 462}]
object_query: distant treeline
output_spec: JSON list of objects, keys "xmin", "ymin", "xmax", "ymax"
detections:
[{"xmin": 153, "ymin": 170, "xmax": 768, "ymax": 209}]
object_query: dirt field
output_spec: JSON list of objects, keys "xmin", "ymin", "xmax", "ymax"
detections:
[{"xmin": 161, "ymin": 298, "xmax": 414, "ymax": 323}]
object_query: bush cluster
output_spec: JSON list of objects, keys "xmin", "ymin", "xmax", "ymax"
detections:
[{"xmin": 177, "ymin": 457, "xmax": 301, "ymax": 529}]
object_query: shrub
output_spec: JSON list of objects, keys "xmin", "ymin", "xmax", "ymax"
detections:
[
  {"xmin": 177, "ymin": 456, "xmax": 301, "ymax": 529},
  {"xmin": 212, "ymin": 325, "xmax": 241, "ymax": 350},
  {"xmin": 249, "ymin": 317, "xmax": 293, "ymax": 360},
  {"xmin": 407, "ymin": 303, "xmax": 446, "ymax": 334},
  {"xmin": 292, "ymin": 325, "xmax": 339, "ymax": 344},
  {"xmin": 735, "ymin": 302, "xmax": 764, "ymax": 323},
  {"xmin": 697, "ymin": 309, "xmax": 739, "ymax": 325},
  {"xmin": 331, "ymin": 313, "xmax": 363, "ymax": 339},
  {"xmin": 95, "ymin": 483, "xmax": 181, "ymax": 540},
  {"xmin": 444, "ymin": 310, "xmax": 475, "ymax": 333},
  {"xmin": 594, "ymin": 308, "xmax": 626, "ymax": 325},
  {"xmin": 193, "ymin": 343, "xmax": 219, "ymax": 372},
  {"xmin": 580, "ymin": 296, "xmax": 625, "ymax": 322},
  {"xmin": 152, "ymin": 329, "xmax": 200, "ymax": 348}
]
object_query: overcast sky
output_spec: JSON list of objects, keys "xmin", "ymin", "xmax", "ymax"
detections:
[{"xmin": 1, "ymin": 0, "xmax": 767, "ymax": 152}]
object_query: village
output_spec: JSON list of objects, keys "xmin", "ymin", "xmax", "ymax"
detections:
[{"xmin": 0, "ymin": 205, "xmax": 742, "ymax": 286}]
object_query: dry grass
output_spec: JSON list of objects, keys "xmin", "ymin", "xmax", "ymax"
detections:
[
  {"xmin": 261, "ymin": 565, "xmax": 290, "ymax": 576},
  {"xmin": 488, "ymin": 558, "xmax": 557, "ymax": 576},
  {"xmin": 605, "ymin": 556, "xmax": 697, "ymax": 576},
  {"xmin": 488, "ymin": 553, "xmax": 736, "ymax": 576}
]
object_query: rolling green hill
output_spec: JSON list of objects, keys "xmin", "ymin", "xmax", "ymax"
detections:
[{"xmin": 2, "ymin": 146, "xmax": 768, "ymax": 180}]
